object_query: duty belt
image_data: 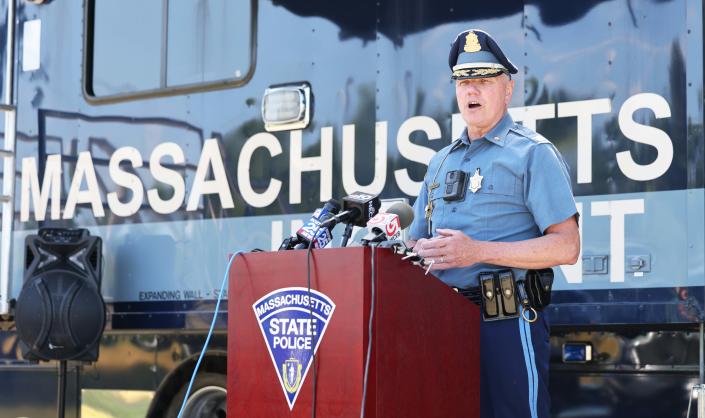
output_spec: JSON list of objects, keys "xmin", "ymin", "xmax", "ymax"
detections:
[
  {"xmin": 454, "ymin": 268, "xmax": 554, "ymax": 323},
  {"xmin": 453, "ymin": 286, "xmax": 482, "ymax": 306}
]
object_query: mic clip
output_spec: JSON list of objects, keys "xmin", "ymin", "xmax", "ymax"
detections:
[
  {"xmin": 360, "ymin": 231, "xmax": 387, "ymax": 246},
  {"xmin": 278, "ymin": 236, "xmax": 299, "ymax": 251},
  {"xmin": 386, "ymin": 241, "xmax": 433, "ymax": 275},
  {"xmin": 375, "ymin": 239, "xmax": 406, "ymax": 249}
]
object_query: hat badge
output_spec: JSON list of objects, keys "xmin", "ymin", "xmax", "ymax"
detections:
[{"xmin": 464, "ymin": 31, "xmax": 481, "ymax": 53}]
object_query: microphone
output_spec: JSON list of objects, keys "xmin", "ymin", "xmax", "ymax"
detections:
[
  {"xmin": 279, "ymin": 199, "xmax": 341, "ymax": 250},
  {"xmin": 321, "ymin": 192, "xmax": 381, "ymax": 228},
  {"xmin": 361, "ymin": 202, "xmax": 414, "ymax": 245}
]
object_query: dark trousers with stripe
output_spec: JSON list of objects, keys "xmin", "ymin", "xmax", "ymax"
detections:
[{"xmin": 480, "ymin": 312, "xmax": 550, "ymax": 418}]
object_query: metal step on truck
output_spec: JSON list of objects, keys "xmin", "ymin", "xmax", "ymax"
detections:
[{"xmin": 0, "ymin": 0, "xmax": 701, "ymax": 417}]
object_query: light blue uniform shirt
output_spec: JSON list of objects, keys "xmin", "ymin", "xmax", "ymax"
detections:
[{"xmin": 409, "ymin": 112, "xmax": 577, "ymax": 288}]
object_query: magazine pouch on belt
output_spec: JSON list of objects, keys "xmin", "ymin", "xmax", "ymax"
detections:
[{"xmin": 479, "ymin": 270, "xmax": 519, "ymax": 321}]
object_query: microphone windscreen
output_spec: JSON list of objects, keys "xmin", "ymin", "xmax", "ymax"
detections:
[
  {"xmin": 385, "ymin": 202, "xmax": 414, "ymax": 229},
  {"xmin": 323, "ymin": 199, "xmax": 342, "ymax": 213}
]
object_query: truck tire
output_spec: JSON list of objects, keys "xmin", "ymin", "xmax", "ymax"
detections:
[{"xmin": 165, "ymin": 372, "xmax": 227, "ymax": 418}]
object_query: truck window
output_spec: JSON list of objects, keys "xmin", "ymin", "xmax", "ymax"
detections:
[{"xmin": 84, "ymin": 0, "xmax": 254, "ymax": 102}]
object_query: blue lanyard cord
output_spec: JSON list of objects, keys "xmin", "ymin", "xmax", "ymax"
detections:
[{"xmin": 177, "ymin": 251, "xmax": 242, "ymax": 418}]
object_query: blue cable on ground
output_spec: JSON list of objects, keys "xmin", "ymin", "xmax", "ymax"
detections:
[{"xmin": 177, "ymin": 251, "xmax": 241, "ymax": 418}]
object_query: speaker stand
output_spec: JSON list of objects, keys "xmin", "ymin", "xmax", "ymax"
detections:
[{"xmin": 57, "ymin": 360, "xmax": 67, "ymax": 418}]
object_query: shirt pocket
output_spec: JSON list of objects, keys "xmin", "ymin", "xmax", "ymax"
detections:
[{"xmin": 478, "ymin": 163, "xmax": 520, "ymax": 197}]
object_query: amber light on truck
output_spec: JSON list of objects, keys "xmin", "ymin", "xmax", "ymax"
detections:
[{"xmin": 261, "ymin": 82, "xmax": 312, "ymax": 132}]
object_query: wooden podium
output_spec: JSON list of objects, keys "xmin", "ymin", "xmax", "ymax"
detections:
[{"xmin": 227, "ymin": 247, "xmax": 480, "ymax": 417}]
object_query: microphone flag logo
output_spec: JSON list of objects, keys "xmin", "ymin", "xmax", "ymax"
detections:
[
  {"xmin": 253, "ymin": 287, "xmax": 336, "ymax": 410},
  {"xmin": 385, "ymin": 216, "xmax": 401, "ymax": 238}
]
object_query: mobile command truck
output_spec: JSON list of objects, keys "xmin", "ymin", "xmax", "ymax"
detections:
[{"xmin": 0, "ymin": 0, "xmax": 701, "ymax": 417}]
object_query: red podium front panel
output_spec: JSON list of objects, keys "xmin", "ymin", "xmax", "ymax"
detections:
[{"xmin": 227, "ymin": 247, "xmax": 480, "ymax": 417}]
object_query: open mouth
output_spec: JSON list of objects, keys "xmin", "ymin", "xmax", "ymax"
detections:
[{"xmin": 467, "ymin": 101, "xmax": 482, "ymax": 109}]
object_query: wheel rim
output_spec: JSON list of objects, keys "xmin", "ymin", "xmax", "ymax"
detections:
[{"xmin": 182, "ymin": 385, "xmax": 227, "ymax": 418}]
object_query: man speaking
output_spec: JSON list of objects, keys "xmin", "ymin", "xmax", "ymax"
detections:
[{"xmin": 409, "ymin": 29, "xmax": 580, "ymax": 418}]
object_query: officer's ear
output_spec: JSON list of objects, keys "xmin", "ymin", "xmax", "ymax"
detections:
[{"xmin": 504, "ymin": 76, "xmax": 514, "ymax": 105}]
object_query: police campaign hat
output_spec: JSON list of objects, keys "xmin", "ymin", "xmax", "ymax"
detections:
[{"xmin": 448, "ymin": 29, "xmax": 519, "ymax": 79}]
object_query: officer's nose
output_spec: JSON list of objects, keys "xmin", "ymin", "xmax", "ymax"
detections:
[{"xmin": 464, "ymin": 82, "xmax": 481, "ymax": 96}]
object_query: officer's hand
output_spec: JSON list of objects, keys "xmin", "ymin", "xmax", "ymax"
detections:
[
  {"xmin": 411, "ymin": 237, "xmax": 437, "ymax": 271},
  {"xmin": 414, "ymin": 229, "xmax": 481, "ymax": 270},
  {"xmin": 410, "ymin": 238, "xmax": 429, "ymax": 255}
]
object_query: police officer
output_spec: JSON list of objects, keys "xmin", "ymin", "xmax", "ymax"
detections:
[{"xmin": 409, "ymin": 29, "xmax": 580, "ymax": 418}]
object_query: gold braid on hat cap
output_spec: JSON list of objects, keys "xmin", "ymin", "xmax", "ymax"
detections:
[
  {"xmin": 452, "ymin": 68, "xmax": 504, "ymax": 78},
  {"xmin": 470, "ymin": 68, "xmax": 503, "ymax": 76}
]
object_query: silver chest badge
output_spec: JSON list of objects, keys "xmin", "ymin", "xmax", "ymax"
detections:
[{"xmin": 469, "ymin": 168, "xmax": 483, "ymax": 193}]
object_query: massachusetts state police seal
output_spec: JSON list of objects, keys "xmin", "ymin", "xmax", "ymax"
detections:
[
  {"xmin": 253, "ymin": 287, "xmax": 336, "ymax": 410},
  {"xmin": 282, "ymin": 358, "xmax": 303, "ymax": 394}
]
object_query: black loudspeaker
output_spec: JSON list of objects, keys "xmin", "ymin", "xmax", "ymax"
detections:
[{"xmin": 15, "ymin": 228, "xmax": 105, "ymax": 362}]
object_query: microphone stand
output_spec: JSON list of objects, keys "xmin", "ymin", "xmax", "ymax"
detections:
[{"xmin": 340, "ymin": 223, "xmax": 354, "ymax": 247}]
